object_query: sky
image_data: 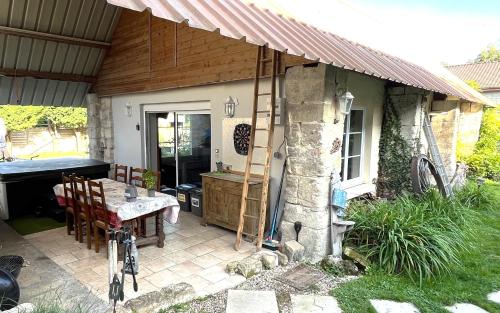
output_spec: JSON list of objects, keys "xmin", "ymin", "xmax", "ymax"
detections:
[{"xmin": 248, "ymin": 0, "xmax": 500, "ymax": 67}]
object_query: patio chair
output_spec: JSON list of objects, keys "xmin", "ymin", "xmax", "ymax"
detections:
[
  {"xmin": 114, "ymin": 164, "xmax": 128, "ymax": 184},
  {"xmin": 129, "ymin": 167, "xmax": 146, "ymax": 188},
  {"xmin": 73, "ymin": 176, "xmax": 92, "ymax": 250},
  {"xmin": 62, "ymin": 173, "xmax": 78, "ymax": 241},
  {"xmin": 88, "ymin": 180, "xmax": 113, "ymax": 256}
]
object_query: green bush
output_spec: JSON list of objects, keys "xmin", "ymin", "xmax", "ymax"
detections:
[
  {"xmin": 344, "ymin": 187, "xmax": 486, "ymax": 284},
  {"xmin": 0, "ymin": 105, "xmax": 87, "ymax": 132},
  {"xmin": 466, "ymin": 107, "xmax": 500, "ymax": 180}
]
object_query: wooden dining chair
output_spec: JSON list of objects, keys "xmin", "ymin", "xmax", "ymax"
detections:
[
  {"xmin": 62, "ymin": 173, "xmax": 78, "ymax": 241},
  {"xmin": 114, "ymin": 164, "xmax": 128, "ymax": 184},
  {"xmin": 88, "ymin": 180, "xmax": 112, "ymax": 256},
  {"xmin": 129, "ymin": 167, "xmax": 146, "ymax": 188},
  {"xmin": 73, "ymin": 176, "xmax": 92, "ymax": 250}
]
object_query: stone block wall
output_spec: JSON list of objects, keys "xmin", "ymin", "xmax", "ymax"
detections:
[
  {"xmin": 281, "ymin": 63, "xmax": 345, "ymax": 262},
  {"xmin": 386, "ymin": 86, "xmax": 429, "ymax": 154},
  {"xmin": 431, "ymin": 103, "xmax": 460, "ymax": 177},
  {"xmin": 457, "ymin": 103, "xmax": 483, "ymax": 158},
  {"xmin": 87, "ymin": 94, "xmax": 114, "ymax": 163}
]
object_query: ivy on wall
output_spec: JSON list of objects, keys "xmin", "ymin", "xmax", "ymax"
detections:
[{"xmin": 377, "ymin": 94, "xmax": 413, "ymax": 198}]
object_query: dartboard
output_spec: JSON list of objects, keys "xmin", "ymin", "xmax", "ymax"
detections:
[{"xmin": 233, "ymin": 123, "xmax": 251, "ymax": 155}]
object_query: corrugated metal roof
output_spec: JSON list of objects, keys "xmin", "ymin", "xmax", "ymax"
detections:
[
  {"xmin": 447, "ymin": 62, "xmax": 500, "ymax": 90},
  {"xmin": 0, "ymin": 0, "xmax": 121, "ymax": 106},
  {"xmin": 107, "ymin": 0, "xmax": 489, "ymax": 104}
]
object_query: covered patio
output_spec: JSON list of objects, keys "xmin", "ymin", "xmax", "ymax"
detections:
[{"xmin": 24, "ymin": 211, "xmax": 253, "ymax": 303}]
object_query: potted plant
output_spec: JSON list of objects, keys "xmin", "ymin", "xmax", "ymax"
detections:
[{"xmin": 143, "ymin": 170, "xmax": 157, "ymax": 197}]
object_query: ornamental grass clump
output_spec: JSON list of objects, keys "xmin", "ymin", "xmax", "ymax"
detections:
[{"xmin": 345, "ymin": 189, "xmax": 479, "ymax": 284}]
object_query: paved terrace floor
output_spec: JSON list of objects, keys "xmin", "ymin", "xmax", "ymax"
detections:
[
  {"xmin": 0, "ymin": 220, "xmax": 108, "ymax": 311},
  {"xmin": 25, "ymin": 211, "xmax": 254, "ymax": 303}
]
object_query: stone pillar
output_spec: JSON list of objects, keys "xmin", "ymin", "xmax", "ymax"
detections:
[
  {"xmin": 431, "ymin": 101, "xmax": 460, "ymax": 177},
  {"xmin": 281, "ymin": 64, "xmax": 345, "ymax": 263},
  {"xmin": 86, "ymin": 94, "xmax": 114, "ymax": 163},
  {"xmin": 387, "ymin": 86, "xmax": 428, "ymax": 154}
]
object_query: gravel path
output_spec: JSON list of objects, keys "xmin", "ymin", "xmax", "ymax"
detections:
[{"xmin": 162, "ymin": 262, "xmax": 358, "ymax": 313}]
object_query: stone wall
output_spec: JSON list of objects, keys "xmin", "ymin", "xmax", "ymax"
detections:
[
  {"xmin": 457, "ymin": 103, "xmax": 483, "ymax": 158},
  {"xmin": 386, "ymin": 86, "xmax": 429, "ymax": 154},
  {"xmin": 281, "ymin": 63, "xmax": 344, "ymax": 262},
  {"xmin": 431, "ymin": 101, "xmax": 460, "ymax": 176},
  {"xmin": 87, "ymin": 94, "xmax": 114, "ymax": 163}
]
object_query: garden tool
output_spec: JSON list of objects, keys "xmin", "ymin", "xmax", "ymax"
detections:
[
  {"xmin": 294, "ymin": 221, "xmax": 302, "ymax": 242},
  {"xmin": 263, "ymin": 160, "xmax": 286, "ymax": 251}
]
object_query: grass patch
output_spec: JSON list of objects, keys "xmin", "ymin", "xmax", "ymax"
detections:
[
  {"xmin": 332, "ymin": 182, "xmax": 500, "ymax": 313},
  {"xmin": 6, "ymin": 215, "xmax": 65, "ymax": 235}
]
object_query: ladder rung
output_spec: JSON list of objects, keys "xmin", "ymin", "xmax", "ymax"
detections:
[
  {"xmin": 242, "ymin": 232, "xmax": 257, "ymax": 238},
  {"xmin": 255, "ymin": 128, "xmax": 268, "ymax": 131},
  {"xmin": 258, "ymin": 92, "xmax": 271, "ymax": 96},
  {"xmin": 257, "ymin": 110, "xmax": 270, "ymax": 113},
  {"xmin": 253, "ymin": 145, "xmax": 268, "ymax": 148},
  {"xmin": 251, "ymin": 162, "xmax": 265, "ymax": 166},
  {"xmin": 260, "ymin": 58, "xmax": 272, "ymax": 63},
  {"xmin": 246, "ymin": 197, "xmax": 259, "ymax": 202},
  {"xmin": 244, "ymin": 214, "xmax": 259, "ymax": 219}
]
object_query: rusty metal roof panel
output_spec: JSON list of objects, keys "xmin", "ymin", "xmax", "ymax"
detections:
[
  {"xmin": 107, "ymin": 0, "xmax": 489, "ymax": 104},
  {"xmin": 0, "ymin": 0, "xmax": 121, "ymax": 106},
  {"xmin": 447, "ymin": 62, "xmax": 500, "ymax": 90}
]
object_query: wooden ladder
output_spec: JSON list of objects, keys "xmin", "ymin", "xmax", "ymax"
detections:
[{"xmin": 234, "ymin": 46, "xmax": 279, "ymax": 251}]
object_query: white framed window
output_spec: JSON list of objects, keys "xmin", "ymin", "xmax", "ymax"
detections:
[{"xmin": 340, "ymin": 109, "xmax": 365, "ymax": 187}]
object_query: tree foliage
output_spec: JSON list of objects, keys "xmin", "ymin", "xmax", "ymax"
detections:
[
  {"xmin": 0, "ymin": 105, "xmax": 87, "ymax": 132},
  {"xmin": 465, "ymin": 80, "xmax": 481, "ymax": 92},
  {"xmin": 475, "ymin": 44, "xmax": 500, "ymax": 62}
]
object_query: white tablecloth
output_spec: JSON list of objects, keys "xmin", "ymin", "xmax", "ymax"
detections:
[{"xmin": 53, "ymin": 178, "xmax": 180, "ymax": 224}]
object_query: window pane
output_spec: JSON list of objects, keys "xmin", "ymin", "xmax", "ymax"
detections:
[
  {"xmin": 347, "ymin": 156, "xmax": 361, "ymax": 180},
  {"xmin": 341, "ymin": 133, "xmax": 347, "ymax": 156},
  {"xmin": 349, "ymin": 110, "xmax": 363, "ymax": 132},
  {"xmin": 348, "ymin": 134, "xmax": 362, "ymax": 156}
]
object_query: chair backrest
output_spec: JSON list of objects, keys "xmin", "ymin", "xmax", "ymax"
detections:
[
  {"xmin": 72, "ymin": 176, "xmax": 89, "ymax": 215},
  {"xmin": 129, "ymin": 167, "xmax": 146, "ymax": 188},
  {"xmin": 61, "ymin": 173, "xmax": 75, "ymax": 208},
  {"xmin": 151, "ymin": 170, "xmax": 161, "ymax": 191},
  {"xmin": 88, "ymin": 180, "xmax": 109, "ymax": 223},
  {"xmin": 114, "ymin": 164, "xmax": 128, "ymax": 184}
]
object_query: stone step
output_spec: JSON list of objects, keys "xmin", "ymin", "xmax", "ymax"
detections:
[
  {"xmin": 226, "ymin": 290, "xmax": 279, "ymax": 313},
  {"xmin": 487, "ymin": 291, "xmax": 500, "ymax": 304},
  {"xmin": 291, "ymin": 294, "xmax": 342, "ymax": 313},
  {"xmin": 445, "ymin": 303, "xmax": 490, "ymax": 313},
  {"xmin": 370, "ymin": 299, "xmax": 420, "ymax": 313}
]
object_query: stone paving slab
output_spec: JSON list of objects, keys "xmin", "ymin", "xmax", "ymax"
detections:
[
  {"xmin": 226, "ymin": 290, "xmax": 279, "ymax": 313},
  {"xmin": 445, "ymin": 303, "xmax": 489, "ymax": 313},
  {"xmin": 291, "ymin": 294, "xmax": 342, "ymax": 313},
  {"xmin": 487, "ymin": 291, "xmax": 500, "ymax": 304},
  {"xmin": 370, "ymin": 299, "xmax": 420, "ymax": 313}
]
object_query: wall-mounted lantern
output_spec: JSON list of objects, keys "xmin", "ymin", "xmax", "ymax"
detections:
[
  {"xmin": 224, "ymin": 96, "xmax": 238, "ymax": 118},
  {"xmin": 125, "ymin": 102, "xmax": 132, "ymax": 117},
  {"xmin": 338, "ymin": 90, "xmax": 354, "ymax": 115}
]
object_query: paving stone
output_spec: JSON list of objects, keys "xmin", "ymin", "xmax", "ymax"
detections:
[
  {"xmin": 370, "ymin": 299, "xmax": 420, "ymax": 313},
  {"xmin": 291, "ymin": 294, "xmax": 342, "ymax": 313},
  {"xmin": 262, "ymin": 254, "xmax": 278, "ymax": 269},
  {"xmin": 2, "ymin": 303, "xmax": 34, "ymax": 313},
  {"xmin": 237, "ymin": 256, "xmax": 262, "ymax": 278},
  {"xmin": 284, "ymin": 240, "xmax": 305, "ymax": 262},
  {"xmin": 274, "ymin": 251, "xmax": 288, "ymax": 266},
  {"xmin": 226, "ymin": 290, "xmax": 279, "ymax": 313},
  {"xmin": 487, "ymin": 291, "xmax": 500, "ymax": 304},
  {"xmin": 445, "ymin": 303, "xmax": 489, "ymax": 313}
]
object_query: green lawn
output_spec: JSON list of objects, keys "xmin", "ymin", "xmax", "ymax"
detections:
[{"xmin": 332, "ymin": 183, "xmax": 500, "ymax": 313}]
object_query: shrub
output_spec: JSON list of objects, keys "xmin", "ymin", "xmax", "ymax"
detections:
[
  {"xmin": 466, "ymin": 107, "xmax": 500, "ymax": 180},
  {"xmin": 345, "ymin": 189, "xmax": 480, "ymax": 284}
]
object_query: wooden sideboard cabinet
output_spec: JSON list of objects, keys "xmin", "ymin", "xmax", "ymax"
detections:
[{"xmin": 201, "ymin": 172, "xmax": 265, "ymax": 234}]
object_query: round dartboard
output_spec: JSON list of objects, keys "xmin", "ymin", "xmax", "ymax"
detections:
[{"xmin": 233, "ymin": 123, "xmax": 251, "ymax": 155}]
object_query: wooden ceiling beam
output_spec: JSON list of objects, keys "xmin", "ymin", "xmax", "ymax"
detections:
[
  {"xmin": 0, "ymin": 26, "xmax": 111, "ymax": 49},
  {"xmin": 0, "ymin": 68, "xmax": 96, "ymax": 84}
]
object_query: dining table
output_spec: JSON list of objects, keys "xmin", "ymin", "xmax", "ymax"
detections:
[{"xmin": 53, "ymin": 178, "xmax": 180, "ymax": 248}]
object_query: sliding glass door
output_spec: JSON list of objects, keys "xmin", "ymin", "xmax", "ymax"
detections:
[{"xmin": 149, "ymin": 111, "xmax": 211, "ymax": 188}]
